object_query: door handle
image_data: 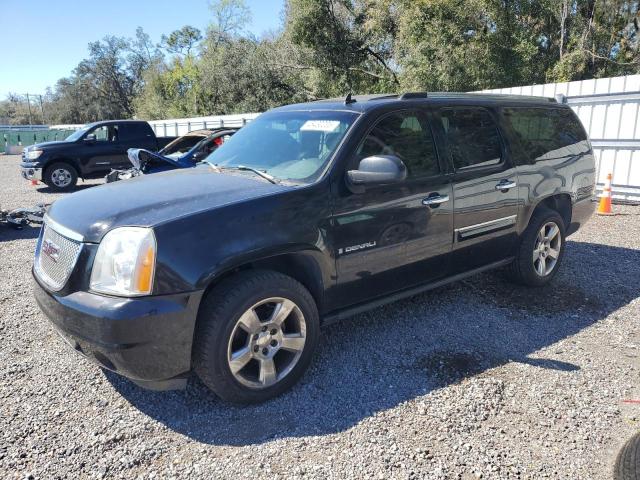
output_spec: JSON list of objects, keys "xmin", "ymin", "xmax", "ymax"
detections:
[
  {"xmin": 422, "ymin": 194, "xmax": 450, "ymax": 206},
  {"xmin": 495, "ymin": 180, "xmax": 517, "ymax": 191}
]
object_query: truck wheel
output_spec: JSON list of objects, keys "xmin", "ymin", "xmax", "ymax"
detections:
[
  {"xmin": 615, "ymin": 432, "xmax": 640, "ymax": 480},
  {"xmin": 193, "ymin": 270, "xmax": 320, "ymax": 404},
  {"xmin": 508, "ymin": 207, "xmax": 566, "ymax": 287},
  {"xmin": 44, "ymin": 162, "xmax": 78, "ymax": 191}
]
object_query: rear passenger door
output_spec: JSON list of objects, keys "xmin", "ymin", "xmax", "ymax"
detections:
[
  {"xmin": 116, "ymin": 123, "xmax": 157, "ymax": 166},
  {"xmin": 434, "ymin": 106, "xmax": 519, "ymax": 272}
]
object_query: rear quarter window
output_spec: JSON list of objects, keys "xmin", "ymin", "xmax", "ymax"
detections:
[
  {"xmin": 502, "ymin": 107, "xmax": 588, "ymax": 165},
  {"xmin": 119, "ymin": 123, "xmax": 154, "ymax": 141}
]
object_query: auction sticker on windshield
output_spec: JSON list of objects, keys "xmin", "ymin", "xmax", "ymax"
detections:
[{"xmin": 300, "ymin": 120, "xmax": 341, "ymax": 132}]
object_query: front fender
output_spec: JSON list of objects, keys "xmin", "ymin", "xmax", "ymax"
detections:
[{"xmin": 151, "ymin": 181, "xmax": 334, "ymax": 300}]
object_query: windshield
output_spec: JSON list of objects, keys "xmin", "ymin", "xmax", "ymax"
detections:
[
  {"xmin": 160, "ymin": 134, "xmax": 206, "ymax": 157},
  {"xmin": 65, "ymin": 125, "xmax": 92, "ymax": 142},
  {"xmin": 205, "ymin": 110, "xmax": 359, "ymax": 183}
]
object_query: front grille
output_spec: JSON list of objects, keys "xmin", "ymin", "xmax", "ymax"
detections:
[{"xmin": 35, "ymin": 223, "xmax": 82, "ymax": 291}]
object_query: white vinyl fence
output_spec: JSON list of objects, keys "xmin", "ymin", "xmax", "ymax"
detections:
[
  {"xmin": 147, "ymin": 113, "xmax": 260, "ymax": 137},
  {"xmin": 480, "ymin": 74, "xmax": 640, "ymax": 203}
]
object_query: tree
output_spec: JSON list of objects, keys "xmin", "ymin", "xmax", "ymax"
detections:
[
  {"xmin": 548, "ymin": 0, "xmax": 640, "ymax": 81},
  {"xmin": 5, "ymin": 0, "xmax": 640, "ymax": 126},
  {"xmin": 161, "ymin": 26, "xmax": 203, "ymax": 56},
  {"xmin": 285, "ymin": 0, "xmax": 400, "ymax": 96}
]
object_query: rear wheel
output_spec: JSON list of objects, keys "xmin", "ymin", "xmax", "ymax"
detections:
[
  {"xmin": 44, "ymin": 162, "xmax": 78, "ymax": 191},
  {"xmin": 193, "ymin": 270, "xmax": 319, "ymax": 404},
  {"xmin": 508, "ymin": 208, "xmax": 566, "ymax": 287}
]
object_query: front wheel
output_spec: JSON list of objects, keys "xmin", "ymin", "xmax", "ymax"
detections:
[
  {"xmin": 44, "ymin": 162, "xmax": 78, "ymax": 191},
  {"xmin": 193, "ymin": 270, "xmax": 319, "ymax": 404},
  {"xmin": 508, "ymin": 208, "xmax": 566, "ymax": 287}
]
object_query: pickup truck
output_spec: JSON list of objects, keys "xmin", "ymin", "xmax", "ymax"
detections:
[
  {"xmin": 105, "ymin": 128, "xmax": 238, "ymax": 182},
  {"xmin": 20, "ymin": 120, "xmax": 175, "ymax": 191}
]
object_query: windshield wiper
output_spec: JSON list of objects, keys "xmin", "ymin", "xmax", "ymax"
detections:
[{"xmin": 219, "ymin": 165, "xmax": 278, "ymax": 184}]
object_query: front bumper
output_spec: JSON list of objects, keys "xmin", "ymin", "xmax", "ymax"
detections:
[
  {"xmin": 34, "ymin": 273, "xmax": 203, "ymax": 390},
  {"xmin": 21, "ymin": 165, "xmax": 43, "ymax": 182}
]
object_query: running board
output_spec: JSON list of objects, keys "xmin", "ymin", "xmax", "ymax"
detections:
[{"xmin": 322, "ymin": 258, "xmax": 514, "ymax": 326}]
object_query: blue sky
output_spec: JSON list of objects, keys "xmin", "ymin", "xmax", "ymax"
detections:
[{"xmin": 0, "ymin": 0, "xmax": 285, "ymax": 97}]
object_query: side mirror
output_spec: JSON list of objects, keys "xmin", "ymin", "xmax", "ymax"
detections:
[
  {"xmin": 84, "ymin": 134, "xmax": 96, "ymax": 143},
  {"xmin": 346, "ymin": 155, "xmax": 407, "ymax": 193}
]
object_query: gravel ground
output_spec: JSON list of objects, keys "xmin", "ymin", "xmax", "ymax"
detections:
[{"xmin": 1, "ymin": 154, "xmax": 639, "ymax": 479}]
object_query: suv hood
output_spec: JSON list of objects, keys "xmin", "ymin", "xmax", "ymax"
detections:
[
  {"xmin": 27, "ymin": 141, "xmax": 70, "ymax": 150},
  {"xmin": 46, "ymin": 167, "xmax": 289, "ymax": 243}
]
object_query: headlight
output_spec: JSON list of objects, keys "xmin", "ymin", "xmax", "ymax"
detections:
[
  {"xmin": 90, "ymin": 227, "xmax": 156, "ymax": 296},
  {"xmin": 25, "ymin": 149, "xmax": 43, "ymax": 160}
]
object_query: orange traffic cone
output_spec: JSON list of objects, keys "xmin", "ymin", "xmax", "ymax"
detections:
[{"xmin": 597, "ymin": 173, "xmax": 614, "ymax": 215}]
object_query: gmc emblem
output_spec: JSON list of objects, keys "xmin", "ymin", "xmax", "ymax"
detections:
[{"xmin": 42, "ymin": 239, "xmax": 60, "ymax": 262}]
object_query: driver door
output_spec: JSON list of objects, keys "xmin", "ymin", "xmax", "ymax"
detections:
[
  {"xmin": 84, "ymin": 124, "xmax": 124, "ymax": 173},
  {"xmin": 330, "ymin": 109, "xmax": 454, "ymax": 308}
]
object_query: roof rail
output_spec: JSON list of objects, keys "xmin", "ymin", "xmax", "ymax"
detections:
[
  {"xmin": 428, "ymin": 92, "xmax": 557, "ymax": 103},
  {"xmin": 398, "ymin": 92, "xmax": 429, "ymax": 100}
]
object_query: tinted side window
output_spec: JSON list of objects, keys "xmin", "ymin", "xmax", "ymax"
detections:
[
  {"xmin": 503, "ymin": 107, "xmax": 588, "ymax": 164},
  {"xmin": 439, "ymin": 108, "xmax": 502, "ymax": 170},
  {"xmin": 119, "ymin": 123, "xmax": 153, "ymax": 141},
  {"xmin": 357, "ymin": 111, "xmax": 439, "ymax": 177}
]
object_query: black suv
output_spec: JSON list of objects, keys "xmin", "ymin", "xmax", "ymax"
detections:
[{"xmin": 33, "ymin": 93, "xmax": 595, "ymax": 403}]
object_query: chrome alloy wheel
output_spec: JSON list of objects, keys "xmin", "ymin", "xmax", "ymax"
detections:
[
  {"xmin": 227, "ymin": 297, "xmax": 306, "ymax": 389},
  {"xmin": 51, "ymin": 168, "xmax": 72, "ymax": 188},
  {"xmin": 533, "ymin": 221, "xmax": 561, "ymax": 276}
]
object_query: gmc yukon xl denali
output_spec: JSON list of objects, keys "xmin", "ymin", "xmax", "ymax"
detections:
[
  {"xmin": 20, "ymin": 120, "xmax": 174, "ymax": 191},
  {"xmin": 33, "ymin": 93, "xmax": 595, "ymax": 403}
]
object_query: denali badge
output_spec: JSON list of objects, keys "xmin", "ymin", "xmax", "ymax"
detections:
[
  {"xmin": 42, "ymin": 239, "xmax": 61, "ymax": 262},
  {"xmin": 338, "ymin": 241, "xmax": 377, "ymax": 256}
]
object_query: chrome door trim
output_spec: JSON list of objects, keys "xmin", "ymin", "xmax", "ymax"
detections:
[{"xmin": 455, "ymin": 214, "xmax": 517, "ymax": 240}]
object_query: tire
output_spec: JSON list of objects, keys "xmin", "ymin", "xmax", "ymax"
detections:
[
  {"xmin": 508, "ymin": 207, "xmax": 566, "ymax": 287},
  {"xmin": 614, "ymin": 432, "xmax": 640, "ymax": 480},
  {"xmin": 44, "ymin": 162, "xmax": 78, "ymax": 192},
  {"xmin": 193, "ymin": 270, "xmax": 320, "ymax": 404}
]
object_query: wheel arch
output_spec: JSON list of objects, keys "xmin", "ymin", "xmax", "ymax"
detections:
[
  {"xmin": 198, "ymin": 248, "xmax": 329, "ymax": 315},
  {"xmin": 520, "ymin": 193, "xmax": 572, "ymax": 232}
]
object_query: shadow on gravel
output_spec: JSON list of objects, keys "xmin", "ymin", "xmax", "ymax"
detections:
[
  {"xmin": 35, "ymin": 183, "xmax": 99, "ymax": 195},
  {"xmin": 107, "ymin": 240, "xmax": 640, "ymax": 446},
  {"xmin": 0, "ymin": 224, "xmax": 41, "ymax": 242}
]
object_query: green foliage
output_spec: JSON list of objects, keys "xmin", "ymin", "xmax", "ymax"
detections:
[
  {"xmin": 2, "ymin": 0, "xmax": 639, "ymax": 125},
  {"xmin": 161, "ymin": 26, "xmax": 203, "ymax": 56}
]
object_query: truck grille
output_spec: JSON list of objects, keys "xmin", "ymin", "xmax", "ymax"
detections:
[{"xmin": 35, "ymin": 223, "xmax": 82, "ymax": 291}]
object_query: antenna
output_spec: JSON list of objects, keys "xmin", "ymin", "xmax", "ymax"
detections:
[{"xmin": 345, "ymin": 93, "xmax": 357, "ymax": 105}]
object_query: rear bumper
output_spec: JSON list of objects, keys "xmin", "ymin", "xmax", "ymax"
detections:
[
  {"xmin": 34, "ymin": 273, "xmax": 203, "ymax": 389},
  {"xmin": 567, "ymin": 196, "xmax": 596, "ymax": 236}
]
